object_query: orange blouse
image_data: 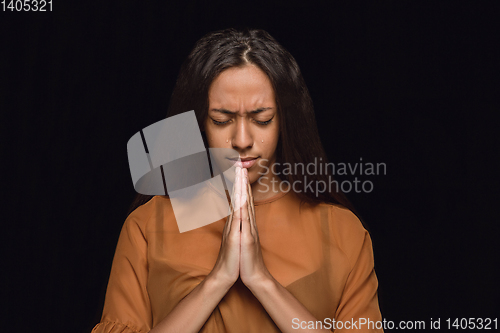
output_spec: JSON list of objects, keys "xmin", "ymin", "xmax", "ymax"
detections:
[{"xmin": 91, "ymin": 190, "xmax": 383, "ymax": 332}]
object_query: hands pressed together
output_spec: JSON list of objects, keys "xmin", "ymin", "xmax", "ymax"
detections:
[
  {"xmin": 153, "ymin": 166, "xmax": 335, "ymax": 333},
  {"xmin": 211, "ymin": 166, "xmax": 274, "ymax": 290}
]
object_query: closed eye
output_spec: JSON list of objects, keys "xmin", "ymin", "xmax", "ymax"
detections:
[
  {"xmin": 255, "ymin": 118, "xmax": 274, "ymax": 125},
  {"xmin": 255, "ymin": 115, "xmax": 275, "ymax": 126},
  {"xmin": 210, "ymin": 115, "xmax": 275, "ymax": 126},
  {"xmin": 211, "ymin": 118, "xmax": 231, "ymax": 125}
]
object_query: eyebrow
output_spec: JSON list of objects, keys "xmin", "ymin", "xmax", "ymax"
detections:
[{"xmin": 210, "ymin": 107, "xmax": 274, "ymax": 114}]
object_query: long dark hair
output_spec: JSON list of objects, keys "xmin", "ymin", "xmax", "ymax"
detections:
[{"xmin": 127, "ymin": 28, "xmax": 355, "ymax": 217}]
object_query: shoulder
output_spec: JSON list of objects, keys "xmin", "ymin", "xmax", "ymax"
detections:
[
  {"xmin": 123, "ymin": 195, "xmax": 165, "ymax": 235},
  {"xmin": 124, "ymin": 195, "xmax": 182, "ymax": 235},
  {"xmin": 320, "ymin": 203, "xmax": 370, "ymax": 269},
  {"xmin": 325, "ymin": 203, "xmax": 366, "ymax": 236}
]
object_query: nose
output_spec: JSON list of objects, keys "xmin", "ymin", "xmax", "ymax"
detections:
[{"xmin": 231, "ymin": 117, "xmax": 253, "ymax": 151}]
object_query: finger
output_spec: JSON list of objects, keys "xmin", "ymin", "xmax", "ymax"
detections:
[
  {"xmin": 230, "ymin": 167, "xmax": 241, "ymax": 235},
  {"xmin": 225, "ymin": 166, "xmax": 239, "ymax": 235},
  {"xmin": 230, "ymin": 166, "xmax": 240, "ymax": 212},
  {"xmin": 240, "ymin": 167, "xmax": 246, "ymax": 204},
  {"xmin": 241, "ymin": 169, "xmax": 250, "ymax": 236},
  {"xmin": 225, "ymin": 175, "xmax": 236, "ymax": 234},
  {"xmin": 243, "ymin": 169, "xmax": 254, "ymax": 233},
  {"xmin": 232, "ymin": 193, "xmax": 241, "ymax": 234},
  {"xmin": 230, "ymin": 167, "xmax": 239, "ymax": 233},
  {"xmin": 247, "ymin": 171, "xmax": 255, "ymax": 219},
  {"xmin": 246, "ymin": 174, "xmax": 257, "ymax": 237}
]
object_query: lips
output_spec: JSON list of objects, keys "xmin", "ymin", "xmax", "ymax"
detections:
[{"xmin": 227, "ymin": 157, "xmax": 258, "ymax": 169}]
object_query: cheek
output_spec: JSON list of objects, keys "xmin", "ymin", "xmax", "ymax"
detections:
[
  {"xmin": 269, "ymin": 123, "xmax": 280, "ymax": 148},
  {"xmin": 261, "ymin": 131, "xmax": 279, "ymax": 158}
]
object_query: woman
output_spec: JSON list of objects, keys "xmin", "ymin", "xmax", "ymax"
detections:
[{"xmin": 92, "ymin": 28, "xmax": 383, "ymax": 332}]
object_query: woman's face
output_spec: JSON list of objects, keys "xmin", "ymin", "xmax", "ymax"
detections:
[{"xmin": 205, "ymin": 64, "xmax": 279, "ymax": 187}]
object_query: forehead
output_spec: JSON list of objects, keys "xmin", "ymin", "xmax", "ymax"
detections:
[{"xmin": 208, "ymin": 65, "xmax": 276, "ymax": 112}]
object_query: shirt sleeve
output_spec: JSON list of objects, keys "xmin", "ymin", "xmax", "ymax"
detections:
[
  {"xmin": 91, "ymin": 202, "xmax": 154, "ymax": 333},
  {"xmin": 333, "ymin": 208, "xmax": 383, "ymax": 332}
]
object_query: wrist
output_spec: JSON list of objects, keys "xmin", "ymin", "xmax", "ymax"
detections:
[
  {"xmin": 205, "ymin": 271, "xmax": 236, "ymax": 294},
  {"xmin": 245, "ymin": 273, "xmax": 276, "ymax": 295}
]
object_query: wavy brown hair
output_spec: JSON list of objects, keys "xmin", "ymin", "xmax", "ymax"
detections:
[{"xmin": 127, "ymin": 27, "xmax": 355, "ymax": 217}]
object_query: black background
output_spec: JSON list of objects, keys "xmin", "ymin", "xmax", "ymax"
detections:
[{"xmin": 3, "ymin": 1, "xmax": 499, "ymax": 332}]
